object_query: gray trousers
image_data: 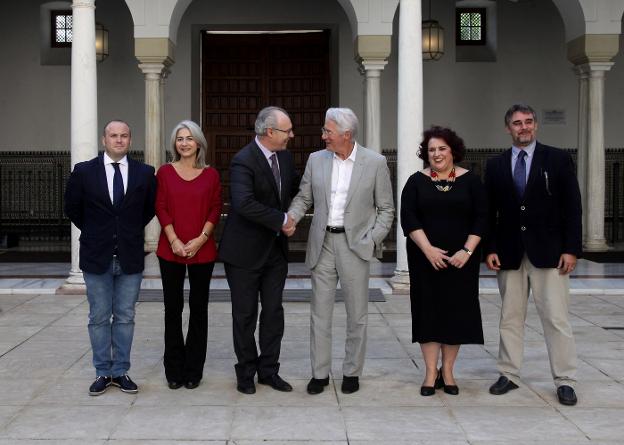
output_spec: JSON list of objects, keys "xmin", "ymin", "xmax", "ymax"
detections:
[
  {"xmin": 497, "ymin": 255, "xmax": 577, "ymax": 387},
  {"xmin": 310, "ymin": 232, "xmax": 370, "ymax": 378}
]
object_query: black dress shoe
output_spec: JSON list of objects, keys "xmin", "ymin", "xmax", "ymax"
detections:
[
  {"xmin": 307, "ymin": 377, "xmax": 329, "ymax": 395},
  {"xmin": 258, "ymin": 374, "xmax": 293, "ymax": 392},
  {"xmin": 341, "ymin": 376, "xmax": 359, "ymax": 394},
  {"xmin": 557, "ymin": 385, "xmax": 577, "ymax": 406},
  {"xmin": 237, "ymin": 378, "xmax": 256, "ymax": 395},
  {"xmin": 489, "ymin": 376, "xmax": 519, "ymax": 395},
  {"xmin": 167, "ymin": 381, "xmax": 183, "ymax": 390},
  {"xmin": 184, "ymin": 380, "xmax": 200, "ymax": 389},
  {"xmin": 420, "ymin": 385, "xmax": 435, "ymax": 396}
]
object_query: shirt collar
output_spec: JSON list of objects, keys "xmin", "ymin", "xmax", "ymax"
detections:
[
  {"xmin": 255, "ymin": 136, "xmax": 275, "ymax": 161},
  {"xmin": 512, "ymin": 140, "xmax": 536, "ymax": 158},
  {"xmin": 333, "ymin": 142, "xmax": 358, "ymax": 162},
  {"xmin": 103, "ymin": 152, "xmax": 128, "ymax": 166}
]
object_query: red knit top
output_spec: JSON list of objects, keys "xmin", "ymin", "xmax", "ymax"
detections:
[{"xmin": 155, "ymin": 163, "xmax": 222, "ymax": 264}]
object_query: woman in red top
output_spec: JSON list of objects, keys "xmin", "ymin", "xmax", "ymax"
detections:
[{"xmin": 156, "ymin": 120, "xmax": 222, "ymax": 390}]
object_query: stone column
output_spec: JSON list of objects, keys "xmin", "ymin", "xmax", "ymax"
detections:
[
  {"xmin": 574, "ymin": 65, "xmax": 589, "ymax": 242},
  {"xmin": 63, "ymin": 0, "xmax": 98, "ymax": 291},
  {"xmin": 584, "ymin": 62, "xmax": 613, "ymax": 251},
  {"xmin": 356, "ymin": 35, "xmax": 391, "ymax": 152},
  {"xmin": 391, "ymin": 0, "xmax": 423, "ymax": 291},
  {"xmin": 136, "ymin": 38, "xmax": 174, "ymax": 274},
  {"xmin": 567, "ymin": 34, "xmax": 619, "ymax": 252}
]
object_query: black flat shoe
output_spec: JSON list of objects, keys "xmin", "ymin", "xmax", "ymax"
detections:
[
  {"xmin": 258, "ymin": 374, "xmax": 293, "ymax": 392},
  {"xmin": 420, "ymin": 385, "xmax": 435, "ymax": 396},
  {"xmin": 237, "ymin": 378, "xmax": 256, "ymax": 394},
  {"xmin": 167, "ymin": 381, "xmax": 183, "ymax": 390},
  {"xmin": 444, "ymin": 384, "xmax": 459, "ymax": 395},
  {"xmin": 434, "ymin": 369, "xmax": 444, "ymax": 389},
  {"xmin": 184, "ymin": 380, "xmax": 200, "ymax": 389},
  {"xmin": 341, "ymin": 376, "xmax": 359, "ymax": 394}
]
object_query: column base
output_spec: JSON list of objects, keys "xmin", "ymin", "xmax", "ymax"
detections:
[
  {"xmin": 389, "ymin": 269, "xmax": 410, "ymax": 294},
  {"xmin": 57, "ymin": 270, "xmax": 86, "ymax": 294},
  {"xmin": 143, "ymin": 251, "xmax": 161, "ymax": 279},
  {"xmin": 583, "ymin": 239, "xmax": 610, "ymax": 252}
]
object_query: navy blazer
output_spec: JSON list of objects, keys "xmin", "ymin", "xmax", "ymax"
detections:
[
  {"xmin": 484, "ymin": 142, "xmax": 582, "ymax": 269},
  {"xmin": 219, "ymin": 140, "xmax": 300, "ymax": 269},
  {"xmin": 64, "ymin": 154, "xmax": 157, "ymax": 274}
]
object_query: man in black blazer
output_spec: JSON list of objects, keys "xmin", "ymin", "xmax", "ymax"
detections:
[
  {"xmin": 484, "ymin": 104, "xmax": 581, "ymax": 406},
  {"xmin": 64, "ymin": 120, "xmax": 156, "ymax": 396},
  {"xmin": 219, "ymin": 106, "xmax": 299, "ymax": 394}
]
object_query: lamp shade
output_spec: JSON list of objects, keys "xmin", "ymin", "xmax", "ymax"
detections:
[
  {"xmin": 422, "ymin": 19, "xmax": 444, "ymax": 61},
  {"xmin": 95, "ymin": 22, "xmax": 109, "ymax": 62}
]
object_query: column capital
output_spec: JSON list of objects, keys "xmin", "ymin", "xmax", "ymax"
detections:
[
  {"xmin": 138, "ymin": 62, "xmax": 167, "ymax": 78},
  {"xmin": 567, "ymin": 34, "xmax": 620, "ymax": 65},
  {"xmin": 135, "ymin": 37, "xmax": 175, "ymax": 66},
  {"xmin": 72, "ymin": 0, "xmax": 95, "ymax": 9},
  {"xmin": 360, "ymin": 59, "xmax": 388, "ymax": 75},
  {"xmin": 355, "ymin": 35, "xmax": 391, "ymax": 65}
]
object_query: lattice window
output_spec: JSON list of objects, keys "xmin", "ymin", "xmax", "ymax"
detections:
[
  {"xmin": 456, "ymin": 8, "xmax": 486, "ymax": 46},
  {"xmin": 51, "ymin": 10, "xmax": 72, "ymax": 48}
]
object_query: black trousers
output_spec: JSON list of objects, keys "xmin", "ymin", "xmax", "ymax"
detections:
[
  {"xmin": 158, "ymin": 257, "xmax": 214, "ymax": 383},
  {"xmin": 225, "ymin": 242, "xmax": 287, "ymax": 381}
]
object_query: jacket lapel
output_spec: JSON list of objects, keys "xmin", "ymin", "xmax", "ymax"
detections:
[
  {"xmin": 96, "ymin": 154, "xmax": 114, "ymax": 209},
  {"xmin": 119, "ymin": 157, "xmax": 138, "ymax": 209},
  {"xmin": 322, "ymin": 150, "xmax": 333, "ymax": 210},
  {"xmin": 344, "ymin": 144, "xmax": 365, "ymax": 208},
  {"xmin": 500, "ymin": 149, "xmax": 521, "ymax": 202},
  {"xmin": 252, "ymin": 142, "xmax": 280, "ymax": 201},
  {"xmin": 524, "ymin": 142, "xmax": 545, "ymax": 200}
]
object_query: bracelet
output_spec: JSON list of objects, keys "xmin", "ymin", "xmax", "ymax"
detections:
[
  {"xmin": 462, "ymin": 247, "xmax": 473, "ymax": 256},
  {"xmin": 201, "ymin": 231, "xmax": 209, "ymax": 239},
  {"xmin": 170, "ymin": 238, "xmax": 178, "ymax": 246}
]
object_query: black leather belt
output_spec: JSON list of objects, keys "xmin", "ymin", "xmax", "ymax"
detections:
[{"xmin": 326, "ymin": 226, "xmax": 345, "ymax": 233}]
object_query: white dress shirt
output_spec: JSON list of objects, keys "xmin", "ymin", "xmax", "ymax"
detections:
[
  {"xmin": 103, "ymin": 152, "xmax": 128, "ymax": 204},
  {"xmin": 327, "ymin": 144, "xmax": 357, "ymax": 227}
]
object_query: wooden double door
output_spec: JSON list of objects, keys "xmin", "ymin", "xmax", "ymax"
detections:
[{"xmin": 201, "ymin": 31, "xmax": 331, "ymax": 213}]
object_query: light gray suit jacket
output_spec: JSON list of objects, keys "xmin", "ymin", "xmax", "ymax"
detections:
[{"xmin": 289, "ymin": 144, "xmax": 395, "ymax": 269}]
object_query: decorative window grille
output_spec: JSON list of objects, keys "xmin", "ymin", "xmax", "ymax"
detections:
[
  {"xmin": 51, "ymin": 10, "xmax": 72, "ymax": 48},
  {"xmin": 456, "ymin": 8, "xmax": 486, "ymax": 46}
]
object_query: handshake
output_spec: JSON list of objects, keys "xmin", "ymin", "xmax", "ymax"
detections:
[{"xmin": 282, "ymin": 213, "xmax": 297, "ymax": 237}]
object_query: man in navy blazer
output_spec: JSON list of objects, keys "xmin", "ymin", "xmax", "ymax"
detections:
[
  {"xmin": 219, "ymin": 106, "xmax": 300, "ymax": 395},
  {"xmin": 484, "ymin": 104, "xmax": 581, "ymax": 406},
  {"xmin": 65, "ymin": 120, "xmax": 156, "ymax": 396}
]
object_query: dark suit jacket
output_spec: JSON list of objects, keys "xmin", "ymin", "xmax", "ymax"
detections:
[
  {"xmin": 219, "ymin": 140, "xmax": 299, "ymax": 270},
  {"xmin": 64, "ymin": 154, "xmax": 157, "ymax": 274},
  {"xmin": 484, "ymin": 142, "xmax": 582, "ymax": 269}
]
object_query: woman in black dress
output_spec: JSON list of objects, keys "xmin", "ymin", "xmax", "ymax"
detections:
[{"xmin": 400, "ymin": 126, "xmax": 487, "ymax": 396}]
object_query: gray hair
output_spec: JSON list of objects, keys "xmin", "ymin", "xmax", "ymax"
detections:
[
  {"xmin": 102, "ymin": 119, "xmax": 131, "ymax": 137},
  {"xmin": 254, "ymin": 106, "xmax": 290, "ymax": 136},
  {"xmin": 504, "ymin": 104, "xmax": 537, "ymax": 126},
  {"xmin": 325, "ymin": 108, "xmax": 358, "ymax": 139},
  {"xmin": 169, "ymin": 120, "xmax": 208, "ymax": 168}
]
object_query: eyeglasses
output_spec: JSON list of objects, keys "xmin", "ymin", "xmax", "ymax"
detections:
[
  {"xmin": 271, "ymin": 127, "xmax": 293, "ymax": 134},
  {"xmin": 321, "ymin": 127, "xmax": 334, "ymax": 136}
]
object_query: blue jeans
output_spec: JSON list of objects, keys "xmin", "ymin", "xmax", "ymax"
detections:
[{"xmin": 83, "ymin": 257, "xmax": 143, "ymax": 377}]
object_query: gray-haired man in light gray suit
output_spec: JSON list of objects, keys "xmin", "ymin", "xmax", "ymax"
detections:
[{"xmin": 288, "ymin": 107, "xmax": 394, "ymax": 395}]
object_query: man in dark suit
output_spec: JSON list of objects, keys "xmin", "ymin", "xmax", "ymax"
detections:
[
  {"xmin": 484, "ymin": 104, "xmax": 581, "ymax": 406},
  {"xmin": 219, "ymin": 106, "xmax": 299, "ymax": 394},
  {"xmin": 64, "ymin": 120, "xmax": 156, "ymax": 396}
]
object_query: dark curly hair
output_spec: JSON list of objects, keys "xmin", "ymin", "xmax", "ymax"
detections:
[{"xmin": 418, "ymin": 126, "xmax": 466, "ymax": 163}]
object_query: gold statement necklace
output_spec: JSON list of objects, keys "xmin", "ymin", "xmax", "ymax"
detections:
[{"xmin": 430, "ymin": 166, "xmax": 456, "ymax": 192}]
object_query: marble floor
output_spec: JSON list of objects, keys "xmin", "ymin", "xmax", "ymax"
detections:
[{"xmin": 0, "ymin": 260, "xmax": 623, "ymax": 443}]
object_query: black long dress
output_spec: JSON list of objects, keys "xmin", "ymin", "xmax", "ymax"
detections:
[{"xmin": 400, "ymin": 171, "xmax": 487, "ymax": 345}]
